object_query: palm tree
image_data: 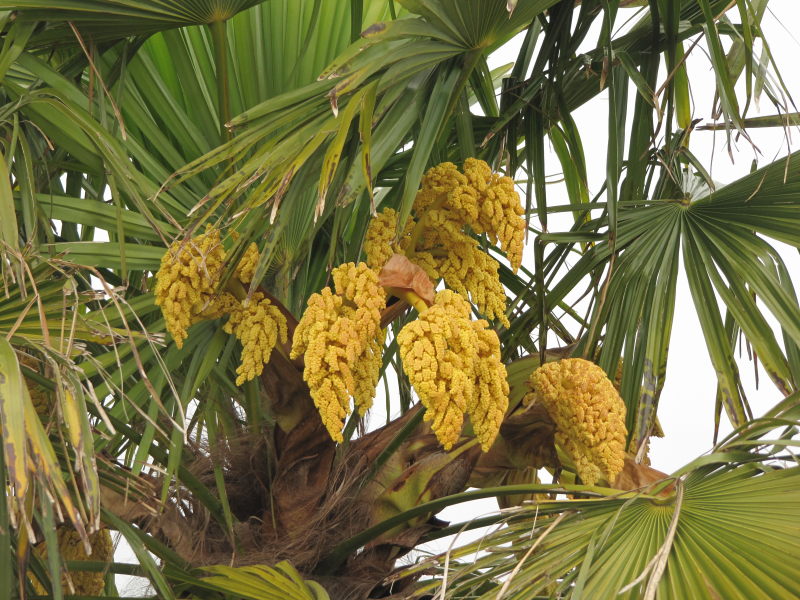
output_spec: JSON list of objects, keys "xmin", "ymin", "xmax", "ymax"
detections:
[{"xmin": 1, "ymin": 0, "xmax": 799, "ymax": 598}]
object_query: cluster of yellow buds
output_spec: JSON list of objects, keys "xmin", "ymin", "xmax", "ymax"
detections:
[
  {"xmin": 235, "ymin": 242, "xmax": 260, "ymax": 283},
  {"xmin": 32, "ymin": 527, "xmax": 113, "ymax": 595},
  {"xmin": 155, "ymin": 229, "xmax": 286, "ymax": 385},
  {"xmin": 412, "ymin": 159, "xmax": 524, "ymax": 270},
  {"xmin": 458, "ymin": 158, "xmax": 525, "ymax": 271},
  {"xmin": 364, "ymin": 208, "xmax": 408, "ymax": 271},
  {"xmin": 155, "ymin": 227, "xmax": 226, "ymax": 348},
  {"xmin": 291, "ymin": 262, "xmax": 386, "ymax": 441},
  {"xmin": 223, "ymin": 292, "xmax": 288, "ymax": 385},
  {"xmin": 398, "ymin": 290, "xmax": 508, "ymax": 451},
  {"xmin": 362, "ymin": 160, "xmax": 524, "ymax": 328},
  {"xmin": 524, "ymin": 358, "xmax": 627, "ymax": 485}
]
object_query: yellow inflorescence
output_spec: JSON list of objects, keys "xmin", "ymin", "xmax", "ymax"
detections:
[
  {"xmin": 363, "ymin": 159, "xmax": 523, "ymax": 326},
  {"xmin": 223, "ymin": 292, "xmax": 288, "ymax": 385},
  {"xmin": 291, "ymin": 262, "xmax": 386, "ymax": 441},
  {"xmin": 155, "ymin": 228, "xmax": 226, "ymax": 348},
  {"xmin": 413, "ymin": 161, "xmax": 466, "ymax": 213},
  {"xmin": 469, "ymin": 319, "xmax": 509, "ymax": 451},
  {"xmin": 236, "ymin": 242, "xmax": 260, "ymax": 283},
  {"xmin": 459, "ymin": 158, "xmax": 525, "ymax": 271},
  {"xmin": 33, "ymin": 527, "xmax": 113, "ymax": 595},
  {"xmin": 155, "ymin": 230, "xmax": 288, "ymax": 384},
  {"xmin": 413, "ymin": 159, "xmax": 525, "ymax": 272},
  {"xmin": 524, "ymin": 358, "xmax": 627, "ymax": 485},
  {"xmin": 364, "ymin": 208, "xmax": 400, "ymax": 270},
  {"xmin": 398, "ymin": 290, "xmax": 508, "ymax": 451},
  {"xmin": 423, "ymin": 210, "xmax": 509, "ymax": 327}
]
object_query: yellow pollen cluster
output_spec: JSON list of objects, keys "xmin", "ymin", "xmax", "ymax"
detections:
[
  {"xmin": 291, "ymin": 263, "xmax": 386, "ymax": 441},
  {"xmin": 364, "ymin": 208, "xmax": 398, "ymax": 270},
  {"xmin": 469, "ymin": 319, "xmax": 509, "ymax": 451},
  {"xmin": 155, "ymin": 231, "xmax": 289, "ymax": 383},
  {"xmin": 223, "ymin": 292, "xmax": 288, "ymax": 385},
  {"xmin": 423, "ymin": 210, "xmax": 509, "ymax": 327},
  {"xmin": 524, "ymin": 358, "xmax": 627, "ymax": 485},
  {"xmin": 362, "ymin": 160, "xmax": 522, "ymax": 326},
  {"xmin": 398, "ymin": 290, "xmax": 508, "ymax": 451},
  {"xmin": 458, "ymin": 158, "xmax": 525, "ymax": 271},
  {"xmin": 413, "ymin": 161, "xmax": 466, "ymax": 212},
  {"xmin": 236, "ymin": 242, "xmax": 260, "ymax": 283},
  {"xmin": 155, "ymin": 228, "xmax": 225, "ymax": 348},
  {"xmin": 33, "ymin": 528, "xmax": 113, "ymax": 595}
]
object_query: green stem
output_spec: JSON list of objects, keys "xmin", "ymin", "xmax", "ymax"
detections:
[
  {"xmin": 225, "ymin": 278, "xmax": 247, "ymax": 301},
  {"xmin": 210, "ymin": 19, "xmax": 231, "ymax": 142}
]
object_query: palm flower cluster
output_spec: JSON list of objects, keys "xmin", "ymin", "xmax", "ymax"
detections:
[
  {"xmin": 363, "ymin": 208, "xmax": 408, "ymax": 271},
  {"xmin": 363, "ymin": 159, "xmax": 524, "ymax": 327},
  {"xmin": 398, "ymin": 290, "xmax": 508, "ymax": 451},
  {"xmin": 524, "ymin": 358, "xmax": 627, "ymax": 485},
  {"xmin": 32, "ymin": 528, "xmax": 113, "ymax": 595},
  {"xmin": 155, "ymin": 227, "xmax": 226, "ymax": 348},
  {"xmin": 223, "ymin": 292, "xmax": 288, "ymax": 385},
  {"xmin": 235, "ymin": 241, "xmax": 260, "ymax": 283},
  {"xmin": 155, "ymin": 229, "xmax": 286, "ymax": 384},
  {"xmin": 291, "ymin": 262, "xmax": 386, "ymax": 442}
]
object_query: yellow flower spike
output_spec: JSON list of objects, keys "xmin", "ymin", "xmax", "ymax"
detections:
[
  {"xmin": 413, "ymin": 161, "xmax": 465, "ymax": 213},
  {"xmin": 236, "ymin": 242, "xmax": 260, "ymax": 283},
  {"xmin": 467, "ymin": 320, "xmax": 509, "ymax": 451},
  {"xmin": 291, "ymin": 288, "xmax": 343, "ymax": 360},
  {"xmin": 421, "ymin": 219, "xmax": 509, "ymax": 328},
  {"xmin": 524, "ymin": 358, "xmax": 627, "ymax": 485},
  {"xmin": 352, "ymin": 330, "xmax": 385, "ymax": 416},
  {"xmin": 292, "ymin": 262, "xmax": 387, "ymax": 441},
  {"xmin": 197, "ymin": 291, "xmax": 239, "ymax": 321},
  {"xmin": 398, "ymin": 290, "xmax": 507, "ymax": 451},
  {"xmin": 223, "ymin": 292, "xmax": 288, "ymax": 385},
  {"xmin": 155, "ymin": 228, "xmax": 226, "ymax": 348},
  {"xmin": 461, "ymin": 158, "xmax": 526, "ymax": 272},
  {"xmin": 364, "ymin": 208, "xmax": 399, "ymax": 270}
]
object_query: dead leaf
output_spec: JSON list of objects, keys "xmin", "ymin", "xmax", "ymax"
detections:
[
  {"xmin": 613, "ymin": 456, "xmax": 673, "ymax": 496},
  {"xmin": 378, "ymin": 254, "xmax": 435, "ymax": 305}
]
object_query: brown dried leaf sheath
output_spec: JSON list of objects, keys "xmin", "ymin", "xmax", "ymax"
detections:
[
  {"xmin": 378, "ymin": 254, "xmax": 435, "ymax": 305},
  {"xmin": 613, "ymin": 456, "xmax": 673, "ymax": 495}
]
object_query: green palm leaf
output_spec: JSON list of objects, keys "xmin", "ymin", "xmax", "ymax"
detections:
[
  {"xmin": 199, "ymin": 561, "xmax": 330, "ymax": 600},
  {"xmin": 12, "ymin": 0, "xmax": 266, "ymax": 43},
  {"xmin": 414, "ymin": 395, "xmax": 800, "ymax": 599}
]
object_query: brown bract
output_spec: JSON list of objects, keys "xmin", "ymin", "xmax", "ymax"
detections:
[
  {"xmin": 612, "ymin": 456, "xmax": 674, "ymax": 496},
  {"xmin": 378, "ymin": 253, "xmax": 435, "ymax": 305}
]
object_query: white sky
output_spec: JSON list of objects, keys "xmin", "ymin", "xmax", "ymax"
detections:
[{"xmin": 117, "ymin": 1, "xmax": 800, "ymax": 592}]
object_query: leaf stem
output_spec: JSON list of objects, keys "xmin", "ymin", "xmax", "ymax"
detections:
[{"xmin": 210, "ymin": 19, "xmax": 231, "ymax": 142}]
